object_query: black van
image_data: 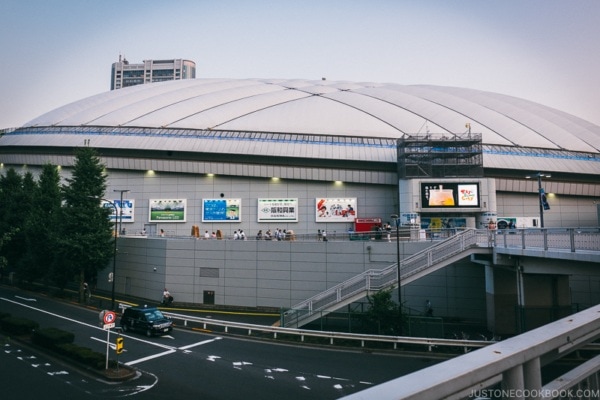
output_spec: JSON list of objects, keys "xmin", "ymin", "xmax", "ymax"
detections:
[{"xmin": 120, "ymin": 306, "xmax": 173, "ymax": 337}]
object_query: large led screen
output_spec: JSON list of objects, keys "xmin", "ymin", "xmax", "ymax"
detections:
[{"xmin": 421, "ymin": 182, "xmax": 480, "ymax": 208}]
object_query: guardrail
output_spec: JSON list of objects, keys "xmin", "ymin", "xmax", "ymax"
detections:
[
  {"xmin": 495, "ymin": 227, "xmax": 600, "ymax": 252},
  {"xmin": 157, "ymin": 308, "xmax": 495, "ymax": 353}
]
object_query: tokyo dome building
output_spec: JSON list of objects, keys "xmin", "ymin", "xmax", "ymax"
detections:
[{"xmin": 1, "ymin": 78, "xmax": 598, "ymax": 236}]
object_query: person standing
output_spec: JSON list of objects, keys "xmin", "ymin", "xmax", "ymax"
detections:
[
  {"xmin": 162, "ymin": 288, "xmax": 173, "ymax": 306},
  {"xmin": 322, "ymin": 229, "xmax": 328, "ymax": 242},
  {"xmin": 425, "ymin": 300, "xmax": 433, "ymax": 317}
]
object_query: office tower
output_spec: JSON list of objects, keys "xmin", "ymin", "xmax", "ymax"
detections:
[{"xmin": 111, "ymin": 56, "xmax": 196, "ymax": 90}]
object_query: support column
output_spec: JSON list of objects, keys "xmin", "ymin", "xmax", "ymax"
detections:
[
  {"xmin": 516, "ymin": 265, "xmax": 525, "ymax": 333},
  {"xmin": 502, "ymin": 365, "xmax": 525, "ymax": 400},
  {"xmin": 523, "ymin": 357, "xmax": 542, "ymax": 399}
]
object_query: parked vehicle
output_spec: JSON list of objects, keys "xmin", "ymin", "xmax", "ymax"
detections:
[{"xmin": 120, "ymin": 306, "xmax": 173, "ymax": 337}]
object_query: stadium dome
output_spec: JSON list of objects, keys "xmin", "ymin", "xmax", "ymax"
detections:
[{"xmin": 6, "ymin": 78, "xmax": 599, "ymax": 178}]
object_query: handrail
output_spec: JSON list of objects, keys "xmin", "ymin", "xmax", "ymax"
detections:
[
  {"xmin": 282, "ymin": 228, "xmax": 600, "ymax": 328},
  {"xmin": 282, "ymin": 229, "xmax": 489, "ymax": 327}
]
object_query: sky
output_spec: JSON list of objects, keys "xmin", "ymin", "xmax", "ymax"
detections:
[{"xmin": 1, "ymin": 0, "xmax": 599, "ymax": 128}]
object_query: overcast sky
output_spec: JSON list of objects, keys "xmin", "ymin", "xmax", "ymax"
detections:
[{"xmin": 1, "ymin": 0, "xmax": 599, "ymax": 128}]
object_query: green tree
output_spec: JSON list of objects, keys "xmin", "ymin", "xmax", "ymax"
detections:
[
  {"xmin": 0, "ymin": 168, "xmax": 34, "ymax": 280},
  {"xmin": 19, "ymin": 164, "xmax": 63, "ymax": 284},
  {"xmin": 56, "ymin": 147, "xmax": 113, "ymax": 302},
  {"xmin": 364, "ymin": 288, "xmax": 404, "ymax": 335}
]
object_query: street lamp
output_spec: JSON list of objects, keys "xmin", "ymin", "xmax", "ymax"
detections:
[
  {"xmin": 526, "ymin": 172, "xmax": 551, "ymax": 228},
  {"xmin": 390, "ymin": 214, "xmax": 401, "ymax": 306},
  {"xmin": 103, "ymin": 199, "xmax": 119, "ymax": 311},
  {"xmin": 114, "ymin": 189, "xmax": 130, "ymax": 235}
]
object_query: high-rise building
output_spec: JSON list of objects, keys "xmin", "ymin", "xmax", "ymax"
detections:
[{"xmin": 111, "ymin": 56, "xmax": 196, "ymax": 90}]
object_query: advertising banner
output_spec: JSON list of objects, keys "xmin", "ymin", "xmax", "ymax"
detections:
[
  {"xmin": 421, "ymin": 182, "xmax": 480, "ymax": 208},
  {"xmin": 420, "ymin": 217, "xmax": 467, "ymax": 230},
  {"xmin": 149, "ymin": 199, "xmax": 186, "ymax": 222},
  {"xmin": 103, "ymin": 199, "xmax": 135, "ymax": 223},
  {"xmin": 202, "ymin": 198, "xmax": 241, "ymax": 222},
  {"xmin": 257, "ymin": 198, "xmax": 298, "ymax": 222},
  {"xmin": 315, "ymin": 198, "xmax": 357, "ymax": 222}
]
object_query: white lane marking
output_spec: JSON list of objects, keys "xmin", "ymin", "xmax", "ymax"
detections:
[
  {"xmin": 48, "ymin": 371, "xmax": 69, "ymax": 376},
  {"xmin": 125, "ymin": 349, "xmax": 177, "ymax": 366},
  {"xmin": 232, "ymin": 361, "xmax": 252, "ymax": 366},
  {"xmin": 15, "ymin": 296, "xmax": 37, "ymax": 302},
  {"xmin": 207, "ymin": 355, "xmax": 221, "ymax": 362},
  {"xmin": 178, "ymin": 337, "xmax": 222, "ymax": 350}
]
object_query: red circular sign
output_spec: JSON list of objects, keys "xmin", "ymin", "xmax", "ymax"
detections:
[{"xmin": 103, "ymin": 311, "xmax": 116, "ymax": 324}]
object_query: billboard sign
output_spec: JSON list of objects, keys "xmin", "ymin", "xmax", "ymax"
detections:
[
  {"xmin": 421, "ymin": 182, "xmax": 480, "ymax": 208},
  {"xmin": 149, "ymin": 199, "xmax": 186, "ymax": 222},
  {"xmin": 202, "ymin": 199, "xmax": 241, "ymax": 222},
  {"xmin": 257, "ymin": 198, "xmax": 298, "ymax": 222},
  {"xmin": 103, "ymin": 199, "xmax": 135, "ymax": 223},
  {"xmin": 315, "ymin": 198, "xmax": 357, "ymax": 222}
]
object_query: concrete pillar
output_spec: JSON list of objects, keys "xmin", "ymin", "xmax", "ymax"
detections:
[
  {"xmin": 523, "ymin": 357, "xmax": 542, "ymax": 399},
  {"xmin": 502, "ymin": 364, "xmax": 525, "ymax": 400}
]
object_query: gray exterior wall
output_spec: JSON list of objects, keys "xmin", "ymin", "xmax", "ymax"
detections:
[{"xmin": 97, "ymin": 236, "xmax": 491, "ymax": 319}]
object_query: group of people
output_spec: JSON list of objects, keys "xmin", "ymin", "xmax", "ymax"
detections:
[
  {"xmin": 317, "ymin": 229, "xmax": 328, "ymax": 241},
  {"xmin": 232, "ymin": 229, "xmax": 246, "ymax": 240},
  {"xmin": 256, "ymin": 229, "xmax": 293, "ymax": 241},
  {"xmin": 204, "ymin": 230, "xmax": 218, "ymax": 239}
]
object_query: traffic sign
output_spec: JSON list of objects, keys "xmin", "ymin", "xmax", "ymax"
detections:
[{"xmin": 103, "ymin": 311, "xmax": 116, "ymax": 325}]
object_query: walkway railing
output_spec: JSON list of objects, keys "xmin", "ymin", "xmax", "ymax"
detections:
[
  {"xmin": 282, "ymin": 228, "xmax": 600, "ymax": 328},
  {"xmin": 282, "ymin": 229, "xmax": 489, "ymax": 328},
  {"xmin": 495, "ymin": 227, "xmax": 600, "ymax": 252}
]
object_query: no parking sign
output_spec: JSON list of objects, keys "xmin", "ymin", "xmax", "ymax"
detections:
[{"xmin": 99, "ymin": 310, "xmax": 116, "ymax": 329}]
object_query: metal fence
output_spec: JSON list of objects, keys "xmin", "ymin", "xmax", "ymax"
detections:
[{"xmin": 282, "ymin": 228, "xmax": 600, "ymax": 329}]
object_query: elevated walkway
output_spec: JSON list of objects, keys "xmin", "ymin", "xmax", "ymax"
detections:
[{"xmin": 281, "ymin": 228, "xmax": 600, "ymax": 329}]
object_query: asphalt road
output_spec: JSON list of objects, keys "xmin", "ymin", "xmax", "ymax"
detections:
[{"xmin": 0, "ymin": 285, "xmax": 443, "ymax": 399}]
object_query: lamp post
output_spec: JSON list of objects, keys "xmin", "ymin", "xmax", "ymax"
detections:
[
  {"xmin": 390, "ymin": 214, "xmax": 401, "ymax": 305},
  {"xmin": 114, "ymin": 189, "xmax": 130, "ymax": 235},
  {"xmin": 526, "ymin": 172, "xmax": 550, "ymax": 228},
  {"xmin": 102, "ymin": 199, "xmax": 119, "ymax": 311}
]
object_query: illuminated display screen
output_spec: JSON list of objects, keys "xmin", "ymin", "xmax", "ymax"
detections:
[{"xmin": 421, "ymin": 182, "xmax": 480, "ymax": 208}]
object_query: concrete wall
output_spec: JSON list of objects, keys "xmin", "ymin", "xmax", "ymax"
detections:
[{"xmin": 98, "ymin": 236, "xmax": 490, "ymax": 319}]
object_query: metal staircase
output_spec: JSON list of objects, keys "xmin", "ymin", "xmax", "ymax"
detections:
[{"xmin": 281, "ymin": 228, "xmax": 492, "ymax": 328}]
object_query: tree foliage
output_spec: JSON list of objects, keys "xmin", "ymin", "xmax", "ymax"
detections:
[
  {"xmin": 19, "ymin": 164, "xmax": 63, "ymax": 284},
  {"xmin": 58, "ymin": 147, "xmax": 113, "ymax": 299},
  {"xmin": 0, "ymin": 147, "xmax": 115, "ymax": 302},
  {"xmin": 0, "ymin": 168, "xmax": 29, "ymax": 276},
  {"xmin": 364, "ymin": 288, "xmax": 404, "ymax": 335}
]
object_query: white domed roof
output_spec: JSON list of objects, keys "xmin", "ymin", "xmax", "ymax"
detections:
[{"xmin": 25, "ymin": 78, "xmax": 600, "ymax": 153}]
